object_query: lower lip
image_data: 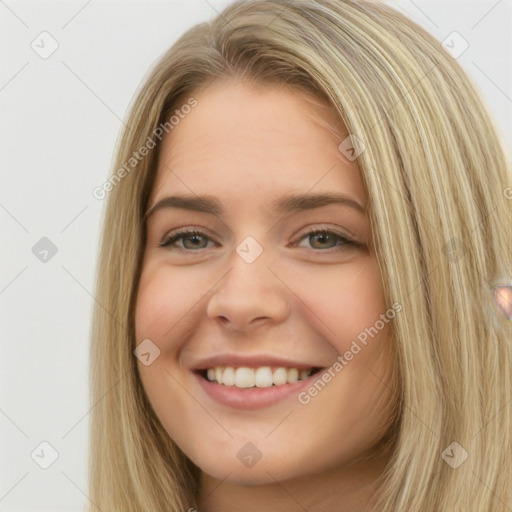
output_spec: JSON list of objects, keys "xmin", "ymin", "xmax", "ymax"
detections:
[{"xmin": 194, "ymin": 370, "xmax": 323, "ymax": 410}]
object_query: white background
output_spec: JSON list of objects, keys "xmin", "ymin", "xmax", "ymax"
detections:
[{"xmin": 1, "ymin": 0, "xmax": 511, "ymax": 510}]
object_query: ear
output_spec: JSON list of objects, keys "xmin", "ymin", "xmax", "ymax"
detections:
[{"xmin": 493, "ymin": 284, "xmax": 512, "ymax": 321}]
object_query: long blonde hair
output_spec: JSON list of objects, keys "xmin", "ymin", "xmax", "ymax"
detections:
[{"xmin": 88, "ymin": 0, "xmax": 512, "ymax": 510}]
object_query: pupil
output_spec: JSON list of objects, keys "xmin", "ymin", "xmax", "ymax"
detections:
[
  {"xmin": 185, "ymin": 235, "xmax": 204, "ymax": 249},
  {"xmin": 313, "ymin": 233, "xmax": 333, "ymax": 248}
]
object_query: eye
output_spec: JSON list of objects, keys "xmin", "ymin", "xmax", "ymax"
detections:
[
  {"xmin": 159, "ymin": 228, "xmax": 216, "ymax": 251},
  {"xmin": 294, "ymin": 228, "xmax": 357, "ymax": 252},
  {"xmin": 158, "ymin": 227, "xmax": 358, "ymax": 253}
]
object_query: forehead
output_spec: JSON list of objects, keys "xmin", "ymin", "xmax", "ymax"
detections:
[{"xmin": 150, "ymin": 80, "xmax": 366, "ymax": 207}]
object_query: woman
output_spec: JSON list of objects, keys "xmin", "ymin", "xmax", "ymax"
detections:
[{"xmin": 88, "ymin": 0, "xmax": 512, "ymax": 510}]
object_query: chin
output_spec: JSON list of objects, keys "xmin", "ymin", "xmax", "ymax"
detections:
[{"xmin": 194, "ymin": 448, "xmax": 311, "ymax": 486}]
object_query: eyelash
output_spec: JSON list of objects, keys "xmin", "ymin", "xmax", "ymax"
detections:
[{"xmin": 159, "ymin": 227, "xmax": 357, "ymax": 253}]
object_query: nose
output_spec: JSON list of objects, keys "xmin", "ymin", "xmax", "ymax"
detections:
[{"xmin": 206, "ymin": 248, "xmax": 291, "ymax": 331}]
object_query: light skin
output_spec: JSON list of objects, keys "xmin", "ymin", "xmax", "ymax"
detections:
[{"xmin": 135, "ymin": 79, "xmax": 398, "ymax": 512}]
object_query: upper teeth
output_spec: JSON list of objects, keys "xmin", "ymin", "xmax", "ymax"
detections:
[{"xmin": 205, "ymin": 366, "xmax": 314, "ymax": 388}]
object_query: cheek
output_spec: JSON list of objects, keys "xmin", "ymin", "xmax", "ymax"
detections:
[
  {"xmin": 134, "ymin": 263, "xmax": 203, "ymax": 427},
  {"xmin": 294, "ymin": 257, "xmax": 387, "ymax": 346},
  {"xmin": 134, "ymin": 263, "xmax": 201, "ymax": 349}
]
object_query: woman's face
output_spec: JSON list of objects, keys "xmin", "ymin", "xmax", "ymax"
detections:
[{"xmin": 135, "ymin": 79, "xmax": 397, "ymax": 485}]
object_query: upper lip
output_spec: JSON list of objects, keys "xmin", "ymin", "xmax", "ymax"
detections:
[{"xmin": 192, "ymin": 353, "xmax": 325, "ymax": 371}]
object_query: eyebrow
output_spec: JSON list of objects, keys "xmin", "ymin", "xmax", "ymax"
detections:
[{"xmin": 144, "ymin": 192, "xmax": 366, "ymax": 218}]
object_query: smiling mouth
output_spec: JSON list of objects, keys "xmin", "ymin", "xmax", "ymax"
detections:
[{"xmin": 195, "ymin": 366, "xmax": 323, "ymax": 389}]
